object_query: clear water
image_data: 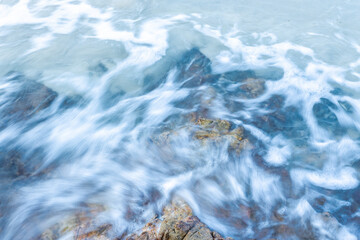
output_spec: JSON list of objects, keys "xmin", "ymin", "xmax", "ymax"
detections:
[{"xmin": 0, "ymin": 0, "xmax": 360, "ymax": 239}]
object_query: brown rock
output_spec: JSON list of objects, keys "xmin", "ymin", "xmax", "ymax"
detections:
[
  {"xmin": 75, "ymin": 224, "xmax": 112, "ymax": 240},
  {"xmin": 177, "ymin": 48, "xmax": 212, "ymax": 88},
  {"xmin": 219, "ymin": 70, "xmax": 266, "ymax": 99},
  {"xmin": 151, "ymin": 116, "xmax": 249, "ymax": 156},
  {"xmin": 128, "ymin": 199, "xmax": 232, "ymax": 240},
  {"xmin": 195, "ymin": 118, "xmax": 231, "ymax": 133},
  {"xmin": 239, "ymin": 77, "xmax": 265, "ymax": 99},
  {"xmin": 4, "ymin": 75, "xmax": 58, "ymax": 120},
  {"xmin": 0, "ymin": 149, "xmax": 25, "ymax": 177},
  {"xmin": 38, "ymin": 204, "xmax": 111, "ymax": 240},
  {"xmin": 193, "ymin": 118, "xmax": 249, "ymax": 153}
]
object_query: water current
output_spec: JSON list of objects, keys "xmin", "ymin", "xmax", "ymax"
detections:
[{"xmin": 0, "ymin": 0, "xmax": 360, "ymax": 239}]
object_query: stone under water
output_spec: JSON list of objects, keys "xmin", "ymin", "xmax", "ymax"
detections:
[{"xmin": 127, "ymin": 198, "xmax": 233, "ymax": 240}]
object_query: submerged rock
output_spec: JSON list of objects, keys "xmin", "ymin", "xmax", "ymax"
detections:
[
  {"xmin": 312, "ymin": 98, "xmax": 344, "ymax": 135},
  {"xmin": 253, "ymin": 96, "xmax": 309, "ymax": 145},
  {"xmin": 127, "ymin": 198, "xmax": 232, "ymax": 240},
  {"xmin": 193, "ymin": 117, "xmax": 249, "ymax": 153},
  {"xmin": 151, "ymin": 48, "xmax": 267, "ymax": 103},
  {"xmin": 176, "ymin": 48, "xmax": 213, "ymax": 88},
  {"xmin": 144, "ymin": 48, "xmax": 216, "ymax": 92},
  {"xmin": 238, "ymin": 77, "xmax": 265, "ymax": 99},
  {"xmin": 38, "ymin": 204, "xmax": 111, "ymax": 240},
  {"xmin": 219, "ymin": 70, "xmax": 266, "ymax": 99},
  {"xmin": 151, "ymin": 66, "xmax": 251, "ymax": 154},
  {"xmin": 338, "ymin": 100, "xmax": 354, "ymax": 114},
  {"xmin": 6, "ymin": 75, "xmax": 57, "ymax": 116},
  {"xmin": 0, "ymin": 145, "xmax": 52, "ymax": 181},
  {"xmin": 1, "ymin": 73, "xmax": 58, "ymax": 123},
  {"xmin": 0, "ymin": 148, "xmax": 25, "ymax": 178},
  {"xmin": 259, "ymin": 94, "xmax": 285, "ymax": 110}
]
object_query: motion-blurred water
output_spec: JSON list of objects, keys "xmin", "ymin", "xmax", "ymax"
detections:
[{"xmin": 0, "ymin": 0, "xmax": 360, "ymax": 239}]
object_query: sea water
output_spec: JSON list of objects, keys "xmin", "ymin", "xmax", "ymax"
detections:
[{"xmin": 0, "ymin": 0, "xmax": 359, "ymax": 239}]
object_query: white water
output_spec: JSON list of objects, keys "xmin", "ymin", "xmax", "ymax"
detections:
[{"xmin": 0, "ymin": 0, "xmax": 360, "ymax": 239}]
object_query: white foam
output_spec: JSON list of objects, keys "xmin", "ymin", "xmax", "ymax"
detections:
[
  {"xmin": 294, "ymin": 198, "xmax": 314, "ymax": 219},
  {"xmin": 1, "ymin": 1, "xmax": 360, "ymax": 239},
  {"xmin": 292, "ymin": 167, "xmax": 359, "ymax": 190},
  {"xmin": 308, "ymin": 167, "xmax": 358, "ymax": 190},
  {"xmin": 26, "ymin": 33, "xmax": 54, "ymax": 54},
  {"xmin": 264, "ymin": 135, "xmax": 291, "ymax": 166}
]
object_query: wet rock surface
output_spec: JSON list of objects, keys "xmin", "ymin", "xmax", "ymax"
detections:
[
  {"xmin": 192, "ymin": 117, "xmax": 250, "ymax": 153},
  {"xmin": 38, "ymin": 204, "xmax": 112, "ymax": 240},
  {"xmin": 37, "ymin": 200, "xmax": 232, "ymax": 240},
  {"xmin": 252, "ymin": 95, "xmax": 309, "ymax": 146},
  {"xmin": 312, "ymin": 98, "xmax": 344, "ymax": 135},
  {"xmin": 217, "ymin": 70, "xmax": 266, "ymax": 99},
  {"xmin": 1, "ymin": 73, "xmax": 58, "ymax": 123},
  {"xmin": 174, "ymin": 48, "xmax": 266, "ymax": 101},
  {"xmin": 176, "ymin": 48, "xmax": 214, "ymax": 88},
  {"xmin": 0, "ymin": 72, "xmax": 86, "ymax": 180},
  {"xmin": 338, "ymin": 100, "xmax": 353, "ymax": 114},
  {"xmin": 1, "ymin": 47, "xmax": 357, "ymax": 240},
  {"xmin": 0, "ymin": 148, "xmax": 25, "ymax": 178},
  {"xmin": 150, "ymin": 115, "xmax": 250, "ymax": 159},
  {"xmin": 127, "ymin": 199, "xmax": 232, "ymax": 240},
  {"xmin": 1, "ymin": 72, "xmax": 86, "ymax": 127}
]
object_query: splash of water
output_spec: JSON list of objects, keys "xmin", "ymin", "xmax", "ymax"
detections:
[{"xmin": 0, "ymin": 0, "xmax": 360, "ymax": 239}]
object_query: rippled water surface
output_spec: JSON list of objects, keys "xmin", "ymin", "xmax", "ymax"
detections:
[{"xmin": 1, "ymin": 0, "xmax": 360, "ymax": 239}]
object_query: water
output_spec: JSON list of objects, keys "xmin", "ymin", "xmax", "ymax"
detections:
[{"xmin": 0, "ymin": 0, "xmax": 360, "ymax": 239}]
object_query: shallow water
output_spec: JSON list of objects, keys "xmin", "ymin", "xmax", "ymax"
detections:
[{"xmin": 0, "ymin": 0, "xmax": 360, "ymax": 239}]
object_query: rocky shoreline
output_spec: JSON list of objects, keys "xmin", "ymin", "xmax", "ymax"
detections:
[
  {"xmin": 1, "ymin": 47, "xmax": 322, "ymax": 240},
  {"xmin": 2, "ymin": 48, "xmax": 265, "ymax": 240},
  {"xmin": 38, "ymin": 198, "xmax": 233, "ymax": 240}
]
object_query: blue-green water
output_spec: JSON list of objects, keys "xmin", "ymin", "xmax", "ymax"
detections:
[{"xmin": 0, "ymin": 1, "xmax": 359, "ymax": 239}]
